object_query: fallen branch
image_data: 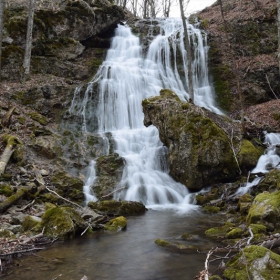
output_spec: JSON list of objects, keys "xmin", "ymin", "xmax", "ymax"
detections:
[
  {"xmin": 0, "ymin": 247, "xmax": 45, "ymax": 257},
  {"xmin": 1, "ymin": 107, "xmax": 15, "ymax": 127},
  {"xmin": 45, "ymin": 186, "xmax": 83, "ymax": 209},
  {"xmin": 0, "ymin": 135, "xmax": 21, "ymax": 176},
  {"xmin": 229, "ymin": 129, "xmax": 242, "ymax": 174},
  {"xmin": 247, "ymin": 227, "xmax": 254, "ymax": 245},
  {"xmin": 0, "ymin": 187, "xmax": 29, "ymax": 213}
]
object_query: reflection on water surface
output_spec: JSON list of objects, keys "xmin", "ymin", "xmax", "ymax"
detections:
[{"xmin": 4, "ymin": 209, "xmax": 223, "ymax": 280}]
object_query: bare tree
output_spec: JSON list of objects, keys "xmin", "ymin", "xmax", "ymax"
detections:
[
  {"xmin": 22, "ymin": 0, "xmax": 35, "ymax": 81},
  {"xmin": 0, "ymin": 0, "xmax": 5, "ymax": 82},
  {"xmin": 162, "ymin": 0, "xmax": 171, "ymax": 17},
  {"xmin": 277, "ymin": 0, "xmax": 280, "ymax": 75},
  {"xmin": 178, "ymin": 0, "xmax": 194, "ymax": 102}
]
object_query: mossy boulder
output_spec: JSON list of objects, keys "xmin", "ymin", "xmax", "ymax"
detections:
[
  {"xmin": 87, "ymin": 200, "xmax": 147, "ymax": 216},
  {"xmin": 93, "ymin": 153, "xmax": 125, "ymax": 199},
  {"xmin": 223, "ymin": 245, "xmax": 280, "ymax": 280},
  {"xmin": 254, "ymin": 169, "xmax": 280, "ymax": 194},
  {"xmin": 39, "ymin": 205, "xmax": 87, "ymax": 239},
  {"xmin": 246, "ymin": 191, "xmax": 280, "ymax": 230},
  {"xmin": 238, "ymin": 193, "xmax": 253, "ymax": 214},
  {"xmin": 237, "ymin": 139, "xmax": 264, "ymax": 172},
  {"xmin": 225, "ymin": 227, "xmax": 244, "ymax": 239},
  {"xmin": 31, "ymin": 135, "xmax": 61, "ymax": 159},
  {"xmin": 142, "ymin": 90, "xmax": 241, "ymax": 190},
  {"xmin": 205, "ymin": 222, "xmax": 235, "ymax": 239},
  {"xmin": 104, "ymin": 216, "xmax": 127, "ymax": 231},
  {"xmin": 51, "ymin": 171, "xmax": 84, "ymax": 202},
  {"xmin": 21, "ymin": 215, "xmax": 41, "ymax": 232}
]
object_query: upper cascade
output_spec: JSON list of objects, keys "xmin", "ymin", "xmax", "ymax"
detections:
[{"xmin": 69, "ymin": 18, "xmax": 222, "ymax": 210}]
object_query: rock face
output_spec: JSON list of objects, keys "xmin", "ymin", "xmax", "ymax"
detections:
[
  {"xmin": 2, "ymin": 0, "xmax": 125, "ymax": 81},
  {"xmin": 142, "ymin": 89, "xmax": 241, "ymax": 190},
  {"xmin": 197, "ymin": 0, "xmax": 280, "ymax": 122}
]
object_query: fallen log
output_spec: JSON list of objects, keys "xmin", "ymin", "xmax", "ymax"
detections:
[
  {"xmin": 0, "ymin": 134, "xmax": 21, "ymax": 176},
  {"xmin": 1, "ymin": 107, "xmax": 16, "ymax": 127},
  {"xmin": 0, "ymin": 187, "xmax": 29, "ymax": 213}
]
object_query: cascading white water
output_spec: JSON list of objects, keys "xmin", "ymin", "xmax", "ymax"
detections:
[
  {"xmin": 233, "ymin": 132, "xmax": 280, "ymax": 196},
  {"xmin": 72, "ymin": 18, "xmax": 222, "ymax": 211}
]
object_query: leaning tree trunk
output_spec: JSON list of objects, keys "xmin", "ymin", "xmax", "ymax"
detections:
[
  {"xmin": 0, "ymin": 0, "xmax": 5, "ymax": 82},
  {"xmin": 0, "ymin": 135, "xmax": 21, "ymax": 176},
  {"xmin": 22, "ymin": 0, "xmax": 35, "ymax": 81},
  {"xmin": 178, "ymin": 0, "xmax": 194, "ymax": 103}
]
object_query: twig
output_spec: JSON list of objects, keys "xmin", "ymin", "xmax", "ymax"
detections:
[
  {"xmin": 45, "ymin": 186, "xmax": 83, "ymax": 209},
  {"xmin": 17, "ymin": 199, "xmax": 35, "ymax": 211},
  {"xmin": 51, "ymin": 274, "xmax": 62, "ymax": 280},
  {"xmin": 247, "ymin": 227, "xmax": 254, "ymax": 245},
  {"xmin": 266, "ymin": 74, "xmax": 279, "ymax": 99},
  {"xmin": 246, "ymin": 171, "xmax": 251, "ymax": 184},
  {"xmin": 0, "ymin": 247, "xmax": 45, "ymax": 257},
  {"xmin": 229, "ymin": 129, "xmax": 242, "ymax": 174},
  {"xmin": 81, "ymin": 224, "xmax": 91, "ymax": 236}
]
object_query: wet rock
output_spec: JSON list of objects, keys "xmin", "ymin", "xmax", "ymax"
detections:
[
  {"xmin": 104, "ymin": 216, "xmax": 127, "ymax": 231},
  {"xmin": 93, "ymin": 153, "xmax": 124, "ymax": 199},
  {"xmin": 87, "ymin": 200, "xmax": 147, "ymax": 216},
  {"xmin": 142, "ymin": 89, "xmax": 241, "ymax": 190}
]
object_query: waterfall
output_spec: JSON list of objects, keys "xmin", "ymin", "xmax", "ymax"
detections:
[
  {"xmin": 233, "ymin": 132, "xmax": 280, "ymax": 196},
  {"xmin": 70, "ymin": 18, "xmax": 221, "ymax": 211}
]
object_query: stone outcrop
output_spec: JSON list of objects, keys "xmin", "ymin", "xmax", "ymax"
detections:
[
  {"xmin": 142, "ymin": 89, "xmax": 242, "ymax": 190},
  {"xmin": 2, "ymin": 0, "xmax": 125, "ymax": 81},
  {"xmin": 197, "ymin": 0, "xmax": 280, "ymax": 120}
]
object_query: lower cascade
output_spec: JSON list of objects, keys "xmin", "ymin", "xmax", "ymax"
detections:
[
  {"xmin": 234, "ymin": 132, "xmax": 280, "ymax": 196},
  {"xmin": 69, "ymin": 18, "xmax": 221, "ymax": 211}
]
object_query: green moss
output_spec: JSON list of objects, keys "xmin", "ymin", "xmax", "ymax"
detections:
[
  {"xmin": 225, "ymin": 227, "xmax": 244, "ymax": 239},
  {"xmin": 22, "ymin": 216, "xmax": 40, "ymax": 232},
  {"xmin": 27, "ymin": 112, "xmax": 48, "ymax": 126},
  {"xmin": 205, "ymin": 222, "xmax": 234, "ymax": 238},
  {"xmin": 155, "ymin": 238, "xmax": 171, "ymax": 247},
  {"xmin": 104, "ymin": 216, "xmax": 127, "ymax": 231},
  {"xmin": 0, "ymin": 229, "xmax": 14, "ymax": 238},
  {"xmin": 0, "ymin": 184, "xmax": 14, "ymax": 197},
  {"xmin": 246, "ymin": 191, "xmax": 280, "ymax": 226},
  {"xmin": 237, "ymin": 139, "xmax": 264, "ymax": 170},
  {"xmin": 39, "ymin": 206, "xmax": 86, "ymax": 239},
  {"xmin": 224, "ymin": 245, "xmax": 280, "ymax": 280},
  {"xmin": 202, "ymin": 205, "xmax": 220, "ymax": 213}
]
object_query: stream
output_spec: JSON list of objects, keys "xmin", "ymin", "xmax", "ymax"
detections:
[{"xmin": 3, "ymin": 209, "xmax": 224, "ymax": 280}]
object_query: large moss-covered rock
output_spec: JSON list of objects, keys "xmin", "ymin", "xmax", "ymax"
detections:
[
  {"xmin": 142, "ymin": 89, "xmax": 240, "ymax": 190},
  {"xmin": 246, "ymin": 190, "xmax": 280, "ymax": 230},
  {"xmin": 223, "ymin": 245, "xmax": 280, "ymax": 280},
  {"xmin": 39, "ymin": 205, "xmax": 87, "ymax": 239},
  {"xmin": 87, "ymin": 200, "xmax": 147, "ymax": 216}
]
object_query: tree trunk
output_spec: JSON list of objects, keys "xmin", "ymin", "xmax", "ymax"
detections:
[
  {"xmin": 0, "ymin": 0, "xmax": 5, "ymax": 82},
  {"xmin": 277, "ymin": 0, "xmax": 280, "ymax": 76},
  {"xmin": 178, "ymin": 0, "xmax": 194, "ymax": 103},
  {"xmin": 22, "ymin": 0, "xmax": 35, "ymax": 81}
]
